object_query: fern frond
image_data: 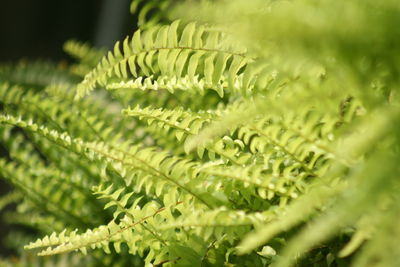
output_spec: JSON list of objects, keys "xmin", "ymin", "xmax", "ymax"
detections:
[
  {"xmin": 351, "ymin": 199, "xmax": 400, "ymax": 267},
  {"xmin": 271, "ymin": 153, "xmax": 398, "ymax": 267},
  {"xmin": 63, "ymin": 40, "xmax": 106, "ymax": 76},
  {"xmin": 122, "ymin": 105, "xmax": 213, "ymax": 139},
  {"xmin": 0, "ymin": 159, "xmax": 94, "ymax": 228},
  {"xmin": 238, "ymin": 111, "xmax": 337, "ymax": 174},
  {"xmin": 0, "ymin": 61, "xmax": 78, "ymax": 88},
  {"xmin": 0, "ymin": 251, "xmax": 92, "ymax": 267},
  {"xmin": 0, "ymin": 191, "xmax": 22, "ymax": 211},
  {"xmin": 238, "ymin": 107, "xmax": 399, "ymax": 258},
  {"xmin": 76, "ymin": 20, "xmax": 250, "ymax": 99},
  {"xmin": 25, "ymin": 200, "xmax": 180, "ymax": 259},
  {"xmin": 161, "ymin": 208, "xmax": 272, "ymax": 242},
  {"xmin": 3, "ymin": 210, "xmax": 64, "ymax": 233},
  {"xmin": 123, "ymin": 105, "xmax": 253, "ymax": 164},
  {"xmin": 63, "ymin": 40, "xmax": 105, "ymax": 66},
  {"xmin": 184, "ymin": 85, "xmax": 350, "ymax": 153},
  {"xmin": 130, "ymin": 0, "xmax": 173, "ymax": 29},
  {"xmin": 200, "ymin": 164, "xmax": 302, "ymax": 207},
  {"xmin": 237, "ymin": 180, "xmax": 345, "ymax": 255},
  {"xmin": 338, "ymin": 215, "xmax": 377, "ymax": 258},
  {"xmin": 0, "ymin": 115, "xmax": 215, "ymax": 208},
  {"xmin": 1, "ymin": 83, "xmax": 134, "ymax": 146}
]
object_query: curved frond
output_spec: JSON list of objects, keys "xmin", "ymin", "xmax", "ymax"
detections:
[{"xmin": 76, "ymin": 20, "xmax": 251, "ymax": 99}]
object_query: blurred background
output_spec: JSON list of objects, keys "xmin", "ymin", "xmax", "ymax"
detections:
[
  {"xmin": 0, "ymin": 0, "xmax": 134, "ymax": 256},
  {"xmin": 0, "ymin": 0, "xmax": 134, "ymax": 61}
]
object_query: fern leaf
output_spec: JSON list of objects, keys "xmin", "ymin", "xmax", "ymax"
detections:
[{"xmin": 76, "ymin": 21, "xmax": 250, "ymax": 99}]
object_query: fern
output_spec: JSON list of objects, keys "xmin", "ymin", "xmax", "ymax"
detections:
[{"xmin": 1, "ymin": 0, "xmax": 400, "ymax": 266}]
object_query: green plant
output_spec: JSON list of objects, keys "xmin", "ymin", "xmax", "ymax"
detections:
[{"xmin": 1, "ymin": 0, "xmax": 399, "ymax": 266}]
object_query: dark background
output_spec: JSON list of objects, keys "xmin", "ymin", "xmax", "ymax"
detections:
[
  {"xmin": 0, "ymin": 0, "xmax": 134, "ymax": 256},
  {"xmin": 0, "ymin": 0, "xmax": 134, "ymax": 61}
]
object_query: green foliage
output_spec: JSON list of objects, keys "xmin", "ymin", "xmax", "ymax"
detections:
[{"xmin": 1, "ymin": 0, "xmax": 400, "ymax": 266}]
